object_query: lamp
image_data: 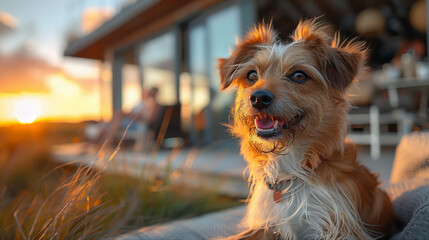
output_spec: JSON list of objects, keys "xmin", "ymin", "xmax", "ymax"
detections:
[{"xmin": 355, "ymin": 8, "xmax": 386, "ymax": 38}]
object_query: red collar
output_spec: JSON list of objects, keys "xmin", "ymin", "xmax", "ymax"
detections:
[{"xmin": 305, "ymin": 153, "xmax": 328, "ymax": 169}]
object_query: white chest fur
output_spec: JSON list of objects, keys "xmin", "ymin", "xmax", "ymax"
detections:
[{"xmin": 243, "ymin": 149, "xmax": 373, "ymax": 240}]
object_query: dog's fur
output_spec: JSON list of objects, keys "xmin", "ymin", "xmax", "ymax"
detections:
[{"xmin": 218, "ymin": 19, "xmax": 394, "ymax": 240}]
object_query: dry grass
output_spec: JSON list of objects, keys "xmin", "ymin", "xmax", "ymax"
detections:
[{"xmin": 0, "ymin": 123, "xmax": 241, "ymax": 239}]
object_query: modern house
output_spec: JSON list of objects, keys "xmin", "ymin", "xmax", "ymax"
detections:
[
  {"xmin": 66, "ymin": 0, "xmax": 259, "ymax": 145},
  {"xmin": 65, "ymin": 0, "xmax": 428, "ymax": 147}
]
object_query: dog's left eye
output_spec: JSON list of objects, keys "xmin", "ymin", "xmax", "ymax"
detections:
[
  {"xmin": 247, "ymin": 70, "xmax": 258, "ymax": 83},
  {"xmin": 289, "ymin": 70, "xmax": 310, "ymax": 83}
]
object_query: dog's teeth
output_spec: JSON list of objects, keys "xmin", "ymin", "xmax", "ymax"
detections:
[
  {"xmin": 274, "ymin": 120, "xmax": 278, "ymax": 129},
  {"xmin": 257, "ymin": 128, "xmax": 274, "ymax": 132}
]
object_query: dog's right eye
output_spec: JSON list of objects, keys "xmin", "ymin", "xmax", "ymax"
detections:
[
  {"xmin": 247, "ymin": 70, "xmax": 258, "ymax": 83},
  {"xmin": 288, "ymin": 70, "xmax": 310, "ymax": 83}
]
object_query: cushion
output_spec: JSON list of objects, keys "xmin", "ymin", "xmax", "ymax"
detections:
[
  {"xmin": 115, "ymin": 206, "xmax": 246, "ymax": 240},
  {"xmin": 390, "ymin": 186, "xmax": 429, "ymax": 240}
]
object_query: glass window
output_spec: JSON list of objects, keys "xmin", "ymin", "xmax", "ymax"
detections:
[
  {"xmin": 138, "ymin": 31, "xmax": 177, "ymax": 105},
  {"xmin": 206, "ymin": 5, "xmax": 240, "ymax": 140},
  {"xmin": 207, "ymin": 4, "xmax": 240, "ymax": 90},
  {"xmin": 188, "ymin": 24, "xmax": 211, "ymax": 141},
  {"xmin": 122, "ymin": 63, "xmax": 141, "ymax": 113},
  {"xmin": 189, "ymin": 25, "xmax": 210, "ymax": 114},
  {"xmin": 101, "ymin": 61, "xmax": 112, "ymax": 121},
  {"xmin": 188, "ymin": 4, "xmax": 241, "ymax": 142}
]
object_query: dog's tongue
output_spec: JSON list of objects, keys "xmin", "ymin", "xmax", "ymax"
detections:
[{"xmin": 255, "ymin": 117, "xmax": 275, "ymax": 129}]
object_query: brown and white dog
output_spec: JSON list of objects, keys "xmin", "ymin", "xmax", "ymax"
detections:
[{"xmin": 218, "ymin": 19, "xmax": 394, "ymax": 240}]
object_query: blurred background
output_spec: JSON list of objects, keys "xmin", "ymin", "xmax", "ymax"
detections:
[{"xmin": 1, "ymin": 0, "xmax": 428, "ymax": 238}]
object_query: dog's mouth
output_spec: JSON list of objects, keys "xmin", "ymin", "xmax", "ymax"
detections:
[{"xmin": 254, "ymin": 114, "xmax": 304, "ymax": 138}]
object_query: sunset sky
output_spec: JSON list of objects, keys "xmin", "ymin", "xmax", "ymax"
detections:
[{"xmin": 0, "ymin": 0, "xmax": 128, "ymax": 125}]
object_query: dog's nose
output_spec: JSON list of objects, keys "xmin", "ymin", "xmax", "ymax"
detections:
[{"xmin": 249, "ymin": 90, "xmax": 274, "ymax": 109}]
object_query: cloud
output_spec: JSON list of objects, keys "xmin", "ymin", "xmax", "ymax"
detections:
[
  {"xmin": 0, "ymin": 49, "xmax": 63, "ymax": 93},
  {"xmin": 0, "ymin": 11, "xmax": 18, "ymax": 34},
  {"xmin": 0, "ymin": 48, "xmax": 98, "ymax": 94}
]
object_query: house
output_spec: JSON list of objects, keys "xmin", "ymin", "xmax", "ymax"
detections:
[
  {"xmin": 65, "ymin": 0, "xmax": 259, "ymax": 145},
  {"xmin": 65, "ymin": 0, "xmax": 428, "ymax": 147}
]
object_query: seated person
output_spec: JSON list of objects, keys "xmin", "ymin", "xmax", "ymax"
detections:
[{"xmin": 93, "ymin": 87, "xmax": 160, "ymax": 149}]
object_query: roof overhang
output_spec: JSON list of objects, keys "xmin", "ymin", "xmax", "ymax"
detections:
[{"xmin": 65, "ymin": 0, "xmax": 224, "ymax": 60}]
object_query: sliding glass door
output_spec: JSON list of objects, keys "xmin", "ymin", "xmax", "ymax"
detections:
[{"xmin": 187, "ymin": 2, "xmax": 252, "ymax": 144}]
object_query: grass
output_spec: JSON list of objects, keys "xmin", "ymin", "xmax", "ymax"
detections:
[{"xmin": 0, "ymin": 122, "xmax": 241, "ymax": 239}]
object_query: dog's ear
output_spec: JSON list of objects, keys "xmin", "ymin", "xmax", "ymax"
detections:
[
  {"xmin": 292, "ymin": 18, "xmax": 331, "ymax": 44},
  {"xmin": 327, "ymin": 42, "xmax": 366, "ymax": 92},
  {"xmin": 292, "ymin": 19, "xmax": 366, "ymax": 92},
  {"xmin": 218, "ymin": 22, "xmax": 277, "ymax": 90}
]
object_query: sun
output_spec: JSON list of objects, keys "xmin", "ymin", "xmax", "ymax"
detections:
[{"xmin": 14, "ymin": 98, "xmax": 41, "ymax": 124}]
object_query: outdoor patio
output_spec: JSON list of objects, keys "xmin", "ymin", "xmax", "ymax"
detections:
[{"xmin": 51, "ymin": 140, "xmax": 397, "ymax": 199}]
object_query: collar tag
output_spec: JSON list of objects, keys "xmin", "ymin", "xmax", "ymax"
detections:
[
  {"xmin": 265, "ymin": 176, "xmax": 294, "ymax": 203},
  {"xmin": 273, "ymin": 189, "xmax": 282, "ymax": 203}
]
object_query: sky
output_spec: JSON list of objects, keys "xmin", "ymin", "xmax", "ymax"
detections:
[{"xmin": 0, "ymin": 0, "xmax": 128, "ymax": 125}]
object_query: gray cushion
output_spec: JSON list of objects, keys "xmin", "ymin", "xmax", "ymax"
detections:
[
  {"xmin": 390, "ymin": 186, "xmax": 429, "ymax": 240},
  {"xmin": 115, "ymin": 206, "xmax": 246, "ymax": 240}
]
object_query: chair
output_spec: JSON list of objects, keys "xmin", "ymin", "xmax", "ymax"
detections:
[{"xmin": 348, "ymin": 105, "xmax": 415, "ymax": 160}]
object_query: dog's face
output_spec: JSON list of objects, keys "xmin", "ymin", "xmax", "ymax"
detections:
[{"xmin": 219, "ymin": 20, "xmax": 365, "ymax": 157}]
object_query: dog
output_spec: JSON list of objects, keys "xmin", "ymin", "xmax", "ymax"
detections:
[{"xmin": 218, "ymin": 19, "xmax": 394, "ymax": 240}]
